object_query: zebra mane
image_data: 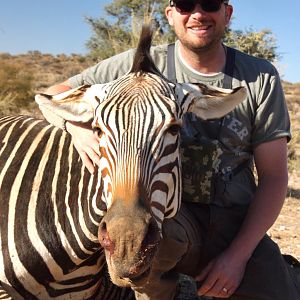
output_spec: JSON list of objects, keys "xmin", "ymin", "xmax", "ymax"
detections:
[{"xmin": 130, "ymin": 25, "xmax": 162, "ymax": 76}]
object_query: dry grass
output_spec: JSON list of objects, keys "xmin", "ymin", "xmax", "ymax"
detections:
[
  {"xmin": 0, "ymin": 52, "xmax": 93, "ymax": 92},
  {"xmin": 0, "ymin": 52, "xmax": 93, "ymax": 116}
]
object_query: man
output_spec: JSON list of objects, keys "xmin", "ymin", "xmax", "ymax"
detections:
[{"xmin": 40, "ymin": 0, "xmax": 300, "ymax": 299}]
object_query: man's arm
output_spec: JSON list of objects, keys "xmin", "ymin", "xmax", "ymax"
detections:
[
  {"xmin": 41, "ymin": 81, "xmax": 100, "ymax": 174},
  {"xmin": 38, "ymin": 49, "xmax": 137, "ymax": 173},
  {"xmin": 228, "ymin": 137, "xmax": 288, "ymax": 260},
  {"xmin": 45, "ymin": 80, "xmax": 72, "ymax": 95},
  {"xmin": 196, "ymin": 137, "xmax": 288, "ymax": 298}
]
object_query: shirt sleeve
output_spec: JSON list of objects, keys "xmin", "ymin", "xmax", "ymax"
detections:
[
  {"xmin": 68, "ymin": 49, "xmax": 136, "ymax": 87},
  {"xmin": 251, "ymin": 66, "xmax": 291, "ymax": 145}
]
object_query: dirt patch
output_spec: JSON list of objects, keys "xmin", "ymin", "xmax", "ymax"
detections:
[
  {"xmin": 269, "ymin": 197, "xmax": 300, "ymax": 258},
  {"xmin": 268, "ymin": 167, "xmax": 300, "ymax": 259}
]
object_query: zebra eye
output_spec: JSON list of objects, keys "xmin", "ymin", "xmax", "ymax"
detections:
[
  {"xmin": 93, "ymin": 127, "xmax": 102, "ymax": 136},
  {"xmin": 167, "ymin": 124, "xmax": 181, "ymax": 135}
]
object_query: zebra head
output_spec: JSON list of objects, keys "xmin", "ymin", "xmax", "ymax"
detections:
[{"xmin": 36, "ymin": 26, "xmax": 246, "ymax": 287}]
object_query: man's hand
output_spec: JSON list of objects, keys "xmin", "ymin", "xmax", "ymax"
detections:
[
  {"xmin": 65, "ymin": 121, "xmax": 101, "ymax": 174},
  {"xmin": 195, "ymin": 248, "xmax": 248, "ymax": 298},
  {"xmin": 42, "ymin": 82, "xmax": 101, "ymax": 174}
]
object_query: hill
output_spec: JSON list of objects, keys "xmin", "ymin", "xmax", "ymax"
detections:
[
  {"xmin": 0, "ymin": 51, "xmax": 94, "ymax": 90},
  {"xmin": 0, "ymin": 52, "xmax": 94, "ymax": 117}
]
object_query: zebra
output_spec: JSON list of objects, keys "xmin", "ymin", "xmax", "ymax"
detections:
[
  {"xmin": 0, "ymin": 26, "xmax": 246, "ymax": 299},
  {"xmin": 0, "ymin": 115, "xmax": 134, "ymax": 300}
]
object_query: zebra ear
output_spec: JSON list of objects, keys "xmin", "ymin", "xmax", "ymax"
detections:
[
  {"xmin": 35, "ymin": 84, "xmax": 107, "ymax": 123},
  {"xmin": 177, "ymin": 83, "xmax": 247, "ymax": 120}
]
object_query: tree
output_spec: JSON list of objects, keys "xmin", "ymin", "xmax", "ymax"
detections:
[
  {"xmin": 85, "ymin": 0, "xmax": 175, "ymax": 61},
  {"xmin": 86, "ymin": 0, "xmax": 279, "ymax": 62},
  {"xmin": 224, "ymin": 27, "xmax": 278, "ymax": 62}
]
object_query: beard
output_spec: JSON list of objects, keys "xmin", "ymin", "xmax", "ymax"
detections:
[{"xmin": 173, "ymin": 25, "xmax": 225, "ymax": 53}]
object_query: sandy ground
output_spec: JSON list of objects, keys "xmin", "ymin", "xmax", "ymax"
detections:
[
  {"xmin": 269, "ymin": 170, "xmax": 300, "ymax": 259},
  {"xmin": 269, "ymin": 196, "xmax": 300, "ymax": 258}
]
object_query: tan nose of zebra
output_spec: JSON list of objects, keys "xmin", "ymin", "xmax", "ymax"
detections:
[{"xmin": 98, "ymin": 201, "xmax": 161, "ymax": 286}]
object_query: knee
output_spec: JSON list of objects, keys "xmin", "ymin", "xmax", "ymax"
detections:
[{"xmin": 162, "ymin": 218, "xmax": 188, "ymax": 244}]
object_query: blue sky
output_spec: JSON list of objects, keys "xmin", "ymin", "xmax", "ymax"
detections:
[{"xmin": 0, "ymin": 0, "xmax": 299, "ymax": 83}]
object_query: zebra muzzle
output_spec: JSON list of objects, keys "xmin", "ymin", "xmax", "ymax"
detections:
[{"xmin": 98, "ymin": 211, "xmax": 161, "ymax": 286}]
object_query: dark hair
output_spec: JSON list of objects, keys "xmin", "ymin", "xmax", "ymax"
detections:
[{"xmin": 130, "ymin": 25, "xmax": 161, "ymax": 76}]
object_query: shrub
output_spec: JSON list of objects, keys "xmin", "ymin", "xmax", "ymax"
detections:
[{"xmin": 0, "ymin": 61, "xmax": 35, "ymax": 115}]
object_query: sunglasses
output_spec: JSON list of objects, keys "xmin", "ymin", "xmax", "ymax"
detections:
[{"xmin": 170, "ymin": 0, "xmax": 228, "ymax": 13}]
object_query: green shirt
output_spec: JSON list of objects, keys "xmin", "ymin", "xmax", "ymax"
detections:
[{"xmin": 68, "ymin": 41, "xmax": 291, "ymax": 207}]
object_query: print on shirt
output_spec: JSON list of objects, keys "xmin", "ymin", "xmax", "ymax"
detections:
[{"xmin": 180, "ymin": 113, "xmax": 250, "ymax": 204}]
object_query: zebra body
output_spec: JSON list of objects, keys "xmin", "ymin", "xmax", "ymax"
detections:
[{"xmin": 0, "ymin": 116, "xmax": 133, "ymax": 299}]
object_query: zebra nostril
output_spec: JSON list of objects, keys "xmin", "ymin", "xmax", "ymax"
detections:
[
  {"xmin": 100, "ymin": 221, "xmax": 107, "ymax": 232},
  {"xmin": 99, "ymin": 221, "xmax": 114, "ymax": 253},
  {"xmin": 99, "ymin": 221, "xmax": 107, "ymax": 239}
]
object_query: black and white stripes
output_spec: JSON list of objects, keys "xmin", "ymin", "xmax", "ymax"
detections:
[
  {"xmin": 93, "ymin": 72, "xmax": 182, "ymax": 226},
  {"xmin": 0, "ymin": 116, "xmax": 133, "ymax": 299}
]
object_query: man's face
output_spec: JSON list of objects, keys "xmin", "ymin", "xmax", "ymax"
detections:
[{"xmin": 165, "ymin": 1, "xmax": 233, "ymax": 52}]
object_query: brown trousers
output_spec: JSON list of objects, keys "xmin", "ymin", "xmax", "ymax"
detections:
[{"xmin": 133, "ymin": 203, "xmax": 300, "ymax": 300}]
